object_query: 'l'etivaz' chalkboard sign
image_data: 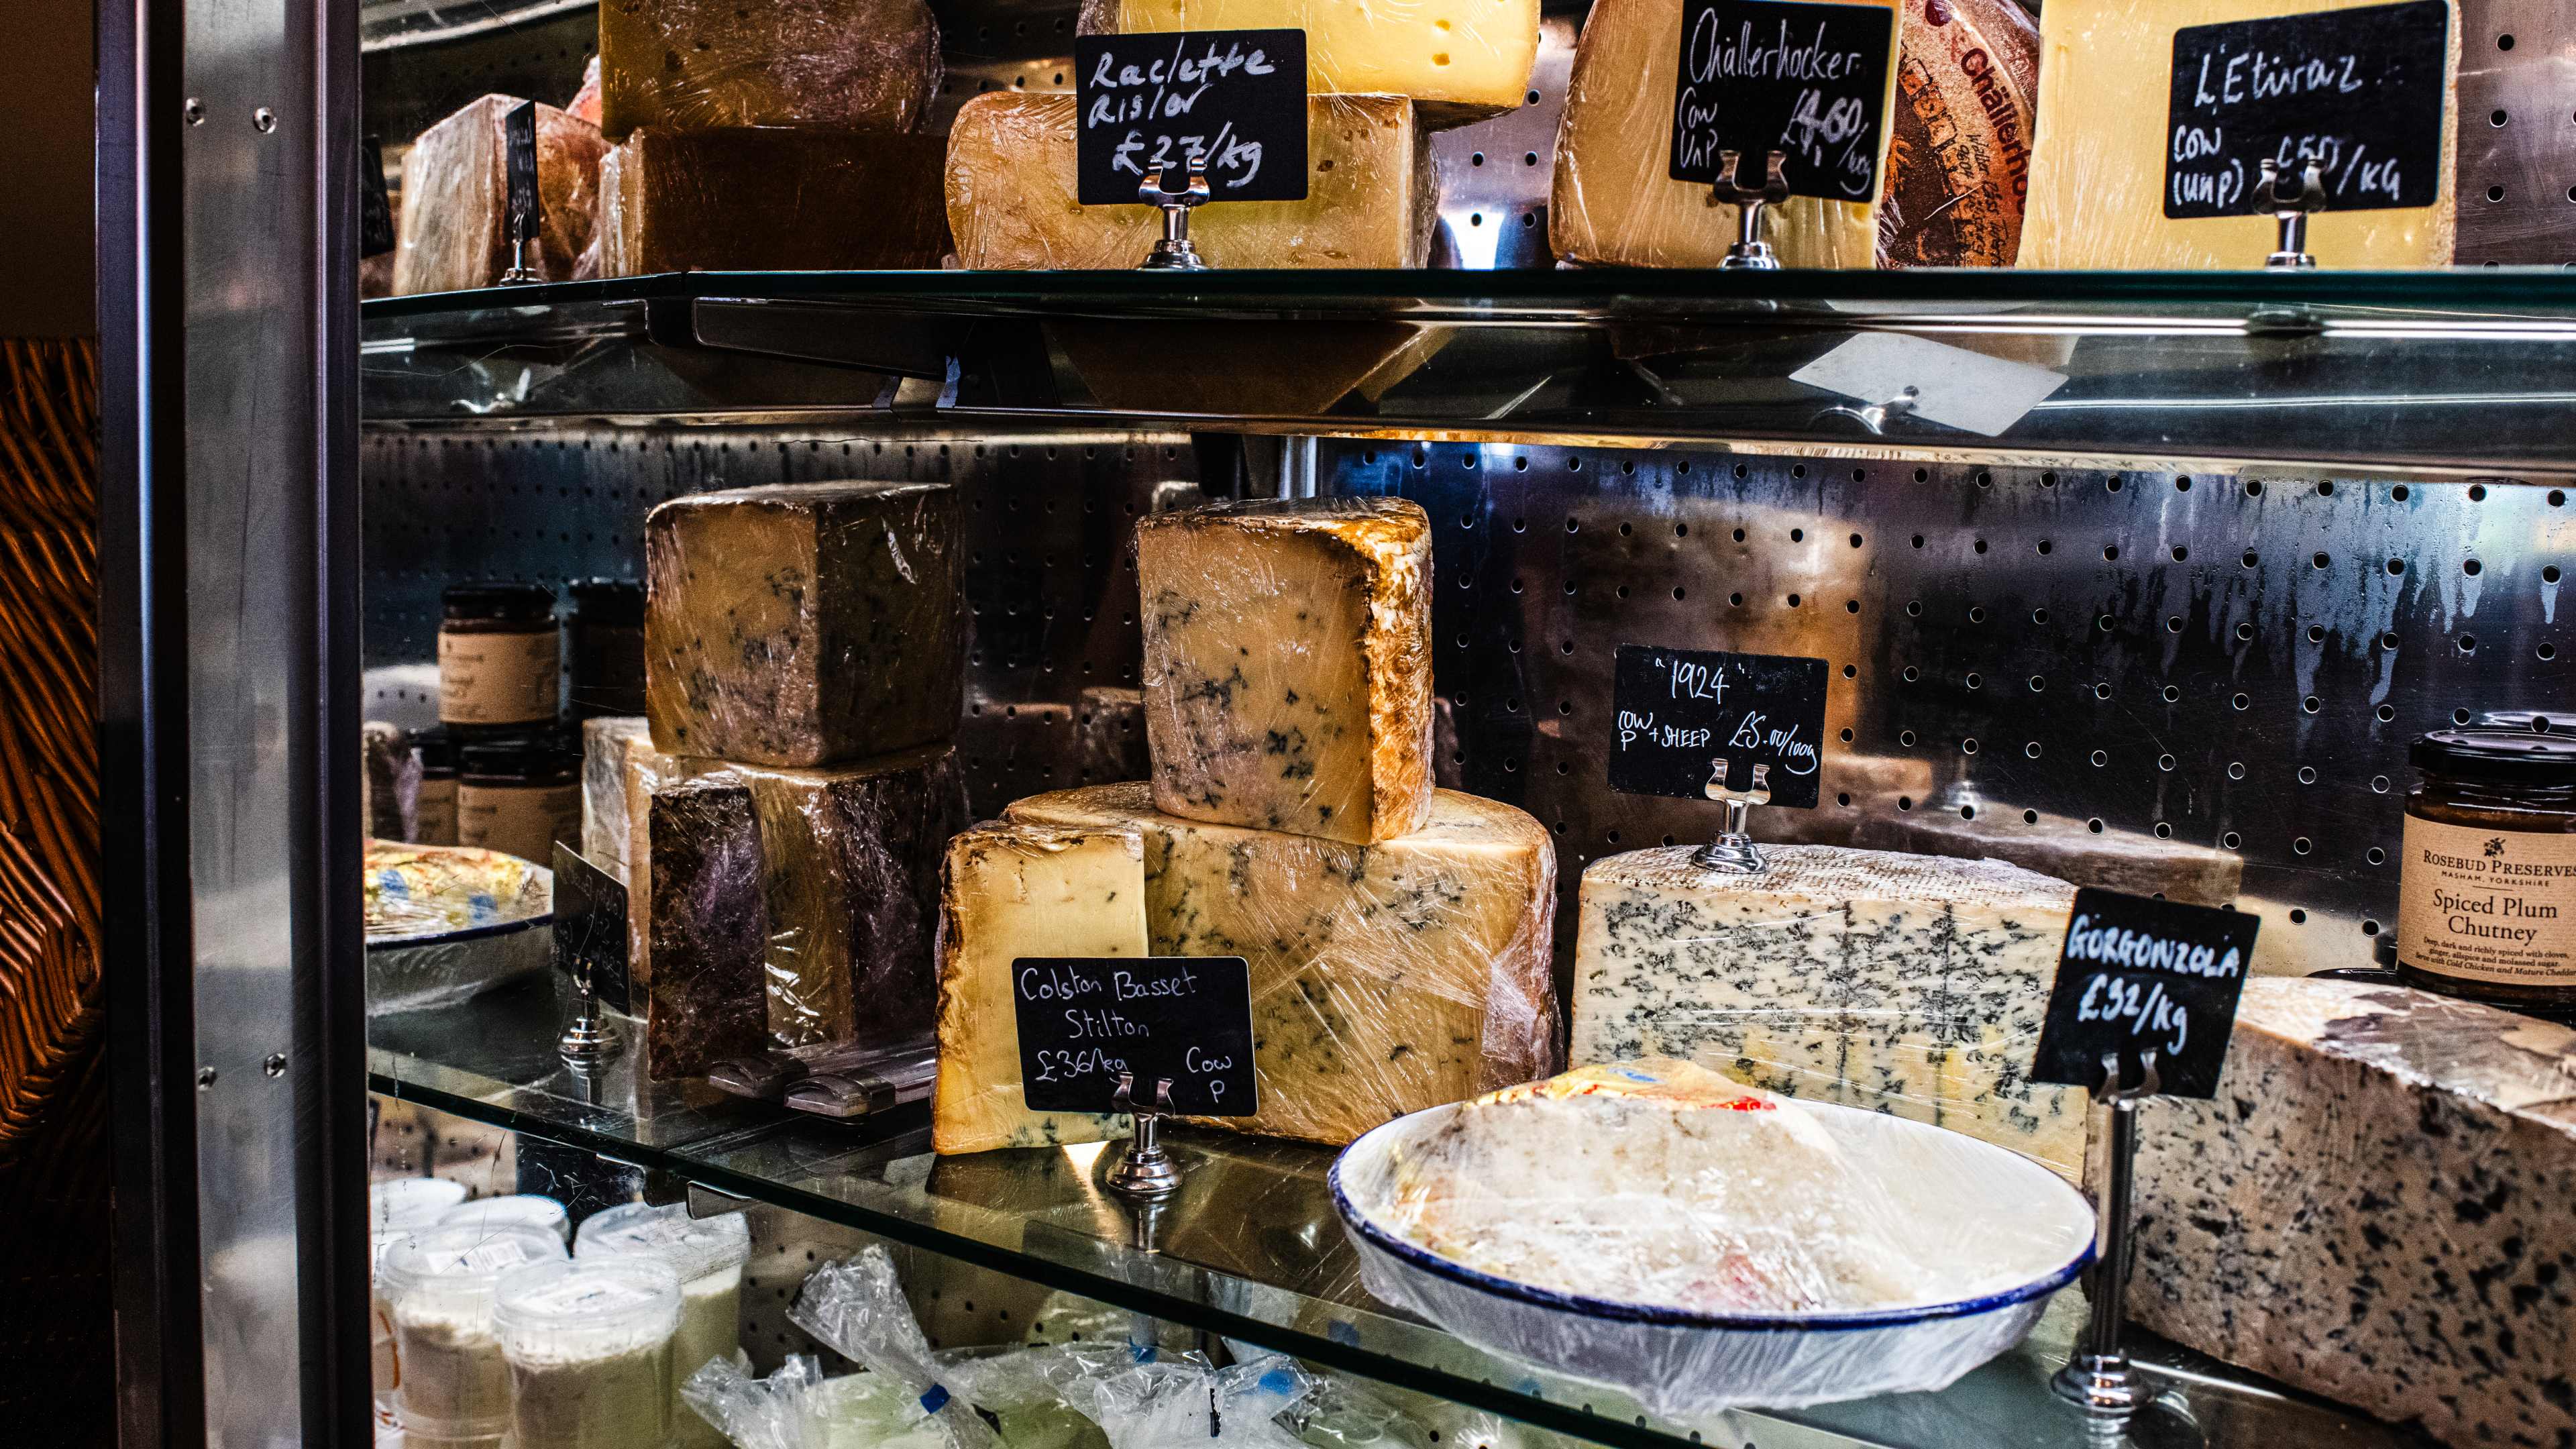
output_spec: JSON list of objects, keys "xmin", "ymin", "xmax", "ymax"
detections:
[
  {"xmin": 2163, "ymin": 0, "xmax": 2448, "ymax": 219},
  {"xmin": 503, "ymin": 101, "xmax": 541, "ymax": 242},
  {"xmin": 2032, "ymin": 888, "xmax": 2262, "ymax": 1099},
  {"xmin": 1609, "ymin": 646, "xmax": 1827, "ymax": 810},
  {"xmin": 1073, "ymin": 30, "xmax": 1309, "ymax": 206},
  {"xmin": 1668, "ymin": 0, "xmax": 1896, "ymax": 202},
  {"xmin": 1014, "ymin": 957, "xmax": 1259, "ymax": 1116}
]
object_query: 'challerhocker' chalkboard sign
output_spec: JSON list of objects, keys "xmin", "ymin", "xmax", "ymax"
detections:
[
  {"xmin": 2163, "ymin": 0, "xmax": 2448, "ymax": 219},
  {"xmin": 503, "ymin": 100, "xmax": 541, "ymax": 241},
  {"xmin": 1668, "ymin": 0, "xmax": 1896, "ymax": 202},
  {"xmin": 1073, "ymin": 30, "xmax": 1309, "ymax": 206},
  {"xmin": 1609, "ymin": 645, "xmax": 1828, "ymax": 809},
  {"xmin": 1015, "ymin": 957, "xmax": 1259, "ymax": 1115},
  {"xmin": 2033, "ymin": 888, "xmax": 2262, "ymax": 1099},
  {"xmin": 360, "ymin": 135, "xmax": 396, "ymax": 259}
]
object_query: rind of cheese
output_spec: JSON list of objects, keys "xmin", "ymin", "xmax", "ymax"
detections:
[
  {"xmin": 1549, "ymin": 0, "xmax": 1904, "ymax": 268},
  {"xmin": 1004, "ymin": 782, "xmax": 1559, "ymax": 1145},
  {"xmin": 581, "ymin": 716, "xmax": 653, "ymax": 881},
  {"xmin": 644, "ymin": 482, "xmax": 960, "ymax": 768},
  {"xmin": 946, "ymin": 93, "xmax": 1435, "ymax": 270},
  {"xmin": 645, "ymin": 779, "xmax": 767, "ymax": 1081},
  {"xmin": 932, "ymin": 823, "xmax": 1148, "ymax": 1155},
  {"xmin": 1878, "ymin": 0, "xmax": 2037, "ymax": 268},
  {"xmin": 2132, "ymin": 978, "xmax": 2576, "ymax": 1445},
  {"xmin": 394, "ymin": 95, "xmax": 606, "ymax": 294},
  {"xmin": 598, "ymin": 0, "xmax": 941, "ymax": 138},
  {"xmin": 1570, "ymin": 844, "xmax": 2086, "ymax": 1178},
  {"xmin": 1082, "ymin": 0, "xmax": 1539, "ymax": 123},
  {"xmin": 596, "ymin": 129, "xmax": 950, "ymax": 277},
  {"xmin": 1853, "ymin": 807, "xmax": 2243, "ymax": 906},
  {"xmin": 2017, "ymin": 0, "xmax": 2458, "ymax": 268},
  {"xmin": 1136, "ymin": 497, "xmax": 1434, "ymax": 845}
]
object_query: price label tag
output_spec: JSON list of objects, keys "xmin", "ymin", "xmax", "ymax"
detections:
[
  {"xmin": 504, "ymin": 100, "xmax": 541, "ymax": 241},
  {"xmin": 2163, "ymin": 0, "xmax": 2448, "ymax": 219},
  {"xmin": 1668, "ymin": 0, "xmax": 1896, "ymax": 202},
  {"xmin": 1014, "ymin": 957, "xmax": 1258, "ymax": 1116},
  {"xmin": 1073, "ymin": 30, "xmax": 1309, "ymax": 206},
  {"xmin": 2032, "ymin": 888, "xmax": 2261, "ymax": 1099},
  {"xmin": 1608, "ymin": 645, "xmax": 1827, "ymax": 809},
  {"xmin": 359, "ymin": 134, "xmax": 396, "ymax": 259}
]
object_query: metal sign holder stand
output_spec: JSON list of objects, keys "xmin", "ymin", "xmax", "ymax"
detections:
[
  {"xmin": 1691, "ymin": 756, "xmax": 1773, "ymax": 873},
  {"xmin": 1138, "ymin": 160, "xmax": 1214, "ymax": 272},
  {"xmin": 2256, "ymin": 156, "xmax": 2326, "ymax": 271},
  {"xmin": 1711, "ymin": 150, "xmax": 1792, "ymax": 272}
]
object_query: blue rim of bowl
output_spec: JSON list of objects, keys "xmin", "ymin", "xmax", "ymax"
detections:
[
  {"xmin": 366, "ymin": 910, "xmax": 553, "ymax": 951},
  {"xmin": 1325, "ymin": 1106, "xmax": 2097, "ymax": 1334}
]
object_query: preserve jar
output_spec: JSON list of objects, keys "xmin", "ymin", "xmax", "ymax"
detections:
[
  {"xmin": 439, "ymin": 582, "xmax": 560, "ymax": 733},
  {"xmin": 2396, "ymin": 728, "xmax": 2576, "ymax": 1018},
  {"xmin": 457, "ymin": 740, "xmax": 581, "ymax": 867}
]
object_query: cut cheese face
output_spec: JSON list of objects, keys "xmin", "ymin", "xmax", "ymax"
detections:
[
  {"xmin": 946, "ymin": 93, "xmax": 1434, "ymax": 270},
  {"xmin": 1570, "ymin": 843, "xmax": 2086, "ymax": 1178},
  {"xmin": 598, "ymin": 0, "xmax": 941, "ymax": 138},
  {"xmin": 1136, "ymin": 497, "xmax": 1434, "ymax": 845},
  {"xmin": 932, "ymin": 824, "xmax": 1149, "ymax": 1155},
  {"xmin": 596, "ymin": 129, "xmax": 949, "ymax": 276},
  {"xmin": 1550, "ymin": 0, "xmax": 1904, "ymax": 268},
  {"xmin": 1083, "ymin": 0, "xmax": 1540, "ymax": 123},
  {"xmin": 393, "ymin": 95, "xmax": 606, "ymax": 294},
  {"xmin": 2131, "ymin": 979, "xmax": 2576, "ymax": 1445},
  {"xmin": 1004, "ymin": 783, "xmax": 1558, "ymax": 1146},
  {"xmin": 2017, "ymin": 0, "xmax": 2458, "ymax": 268}
]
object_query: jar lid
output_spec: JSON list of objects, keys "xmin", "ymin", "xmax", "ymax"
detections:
[
  {"xmin": 414, "ymin": 724, "xmax": 460, "ymax": 774},
  {"xmin": 566, "ymin": 578, "xmax": 645, "ymax": 625},
  {"xmin": 371, "ymin": 1176, "xmax": 469, "ymax": 1231},
  {"xmin": 2412, "ymin": 729, "xmax": 2576, "ymax": 784},
  {"xmin": 492, "ymin": 1256, "xmax": 682, "ymax": 1357},
  {"xmin": 2473, "ymin": 710, "xmax": 2576, "ymax": 737},
  {"xmin": 377, "ymin": 1222, "xmax": 566, "ymax": 1303},
  {"xmin": 443, "ymin": 582, "xmax": 556, "ymax": 623},
  {"xmin": 442, "ymin": 1193, "xmax": 570, "ymax": 1242},
  {"xmin": 575, "ymin": 1201, "xmax": 751, "ymax": 1283}
]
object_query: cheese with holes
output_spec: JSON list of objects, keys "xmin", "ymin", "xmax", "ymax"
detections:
[
  {"xmin": 582, "ymin": 716, "xmax": 653, "ymax": 881},
  {"xmin": 1878, "ymin": 0, "xmax": 2038, "ymax": 268},
  {"xmin": 1550, "ymin": 0, "xmax": 1903, "ymax": 268},
  {"xmin": 2017, "ymin": 0, "xmax": 2459, "ymax": 268},
  {"xmin": 645, "ymin": 778, "xmax": 768, "ymax": 1081},
  {"xmin": 598, "ymin": 0, "xmax": 940, "ymax": 138},
  {"xmin": 1079, "ymin": 0, "xmax": 1539, "ymax": 124},
  {"xmin": 595, "ymin": 129, "xmax": 949, "ymax": 276},
  {"xmin": 1570, "ymin": 844, "xmax": 2086, "ymax": 1177},
  {"xmin": 2132, "ymin": 979, "xmax": 2576, "ymax": 1446},
  {"xmin": 394, "ymin": 95, "xmax": 607, "ymax": 294},
  {"xmin": 947, "ymin": 93, "xmax": 1435, "ymax": 270},
  {"xmin": 1004, "ymin": 783, "xmax": 1558, "ymax": 1146},
  {"xmin": 933, "ymin": 824, "xmax": 1149, "ymax": 1155},
  {"xmin": 645, "ymin": 482, "xmax": 960, "ymax": 768},
  {"xmin": 1136, "ymin": 498, "xmax": 1434, "ymax": 845}
]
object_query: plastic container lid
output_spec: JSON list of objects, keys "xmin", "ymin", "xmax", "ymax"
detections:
[
  {"xmin": 2411, "ymin": 729, "xmax": 2576, "ymax": 786},
  {"xmin": 492, "ymin": 1256, "xmax": 683, "ymax": 1361},
  {"xmin": 372, "ymin": 1177, "xmax": 470, "ymax": 1232},
  {"xmin": 378, "ymin": 1223, "xmax": 568, "ymax": 1312},
  {"xmin": 443, "ymin": 582, "xmax": 557, "ymax": 625},
  {"xmin": 574, "ymin": 1201, "xmax": 753, "ymax": 1284},
  {"xmin": 441, "ymin": 1194, "xmax": 570, "ymax": 1242}
]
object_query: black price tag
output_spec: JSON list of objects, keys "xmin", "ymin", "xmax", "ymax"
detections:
[
  {"xmin": 2164, "ymin": 0, "xmax": 2447, "ymax": 219},
  {"xmin": 359, "ymin": 134, "xmax": 396, "ymax": 259},
  {"xmin": 1014, "ymin": 957, "xmax": 1258, "ymax": 1116},
  {"xmin": 1668, "ymin": 0, "xmax": 1896, "ymax": 202},
  {"xmin": 503, "ymin": 100, "xmax": 541, "ymax": 242},
  {"xmin": 2032, "ymin": 888, "xmax": 2261, "ymax": 1100},
  {"xmin": 1608, "ymin": 645, "xmax": 1827, "ymax": 809},
  {"xmin": 1073, "ymin": 30, "xmax": 1309, "ymax": 206},
  {"xmin": 549, "ymin": 843, "xmax": 631, "ymax": 1016}
]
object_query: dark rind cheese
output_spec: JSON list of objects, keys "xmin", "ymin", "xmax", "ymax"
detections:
[
  {"xmin": 1853, "ymin": 805, "xmax": 2242, "ymax": 906},
  {"xmin": 392, "ymin": 95, "xmax": 606, "ymax": 294},
  {"xmin": 598, "ymin": 0, "xmax": 941, "ymax": 138},
  {"xmin": 645, "ymin": 482, "xmax": 961, "ymax": 768},
  {"xmin": 596, "ymin": 129, "xmax": 950, "ymax": 276},
  {"xmin": 644, "ymin": 778, "xmax": 767, "ymax": 1081}
]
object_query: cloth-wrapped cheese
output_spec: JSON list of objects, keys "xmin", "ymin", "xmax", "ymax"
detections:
[
  {"xmin": 1078, "ymin": 0, "xmax": 1539, "ymax": 125},
  {"xmin": 1854, "ymin": 806, "xmax": 2243, "ymax": 906},
  {"xmin": 599, "ymin": 0, "xmax": 941, "ymax": 138},
  {"xmin": 595, "ymin": 129, "xmax": 949, "ymax": 276},
  {"xmin": 1136, "ymin": 497, "xmax": 1434, "ymax": 845},
  {"xmin": 393, "ymin": 95, "xmax": 606, "ymax": 294}
]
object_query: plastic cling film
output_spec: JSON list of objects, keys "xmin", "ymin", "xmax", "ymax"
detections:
[
  {"xmin": 594, "ymin": 128, "xmax": 951, "ymax": 276},
  {"xmin": 598, "ymin": 0, "xmax": 941, "ymax": 138},
  {"xmin": 393, "ymin": 95, "xmax": 606, "ymax": 294},
  {"xmin": 790, "ymin": 1248, "xmax": 1006, "ymax": 1449}
]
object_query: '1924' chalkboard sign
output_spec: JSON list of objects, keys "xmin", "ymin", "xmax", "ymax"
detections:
[
  {"xmin": 1014, "ymin": 956, "xmax": 1259, "ymax": 1116},
  {"xmin": 2164, "ymin": 0, "xmax": 2447, "ymax": 219},
  {"xmin": 2032, "ymin": 888, "xmax": 2262, "ymax": 1099},
  {"xmin": 1074, "ymin": 30, "xmax": 1309, "ymax": 206},
  {"xmin": 1668, "ymin": 0, "xmax": 1895, "ymax": 202},
  {"xmin": 1609, "ymin": 646, "xmax": 1827, "ymax": 810}
]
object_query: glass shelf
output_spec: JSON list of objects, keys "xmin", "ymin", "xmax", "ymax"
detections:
[
  {"xmin": 358, "ymin": 268, "xmax": 2576, "ymax": 476},
  {"xmin": 370, "ymin": 974, "xmax": 2416, "ymax": 1449}
]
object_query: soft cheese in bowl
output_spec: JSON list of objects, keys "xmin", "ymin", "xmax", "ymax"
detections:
[{"xmin": 1330, "ymin": 1060, "xmax": 2095, "ymax": 1415}]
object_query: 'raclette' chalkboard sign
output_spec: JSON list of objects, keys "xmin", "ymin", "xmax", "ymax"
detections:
[
  {"xmin": 1073, "ymin": 30, "xmax": 1309, "ymax": 205},
  {"xmin": 1668, "ymin": 0, "xmax": 1896, "ymax": 202}
]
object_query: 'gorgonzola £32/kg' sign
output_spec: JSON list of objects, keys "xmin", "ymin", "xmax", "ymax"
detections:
[
  {"xmin": 1073, "ymin": 30, "xmax": 1310, "ymax": 205},
  {"xmin": 2033, "ymin": 888, "xmax": 2262, "ymax": 1099}
]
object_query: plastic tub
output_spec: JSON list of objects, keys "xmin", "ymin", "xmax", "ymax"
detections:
[
  {"xmin": 379, "ymin": 1223, "xmax": 568, "ymax": 1444},
  {"xmin": 495, "ymin": 1256, "xmax": 682, "ymax": 1449},
  {"xmin": 576, "ymin": 1202, "xmax": 751, "ymax": 1449},
  {"xmin": 371, "ymin": 1176, "xmax": 470, "ymax": 1232}
]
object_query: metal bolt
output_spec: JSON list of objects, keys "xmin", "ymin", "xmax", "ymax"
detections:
[
  {"xmin": 263, "ymin": 1053, "xmax": 288, "ymax": 1078},
  {"xmin": 252, "ymin": 107, "xmax": 276, "ymax": 133},
  {"xmin": 197, "ymin": 1066, "xmax": 217, "ymax": 1089},
  {"xmin": 183, "ymin": 98, "xmax": 205, "ymax": 125}
]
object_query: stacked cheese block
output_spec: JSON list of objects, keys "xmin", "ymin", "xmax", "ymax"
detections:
[
  {"xmin": 392, "ymin": 94, "xmax": 608, "ymax": 293},
  {"xmin": 580, "ymin": 482, "xmax": 970, "ymax": 1081},
  {"xmin": 932, "ymin": 498, "xmax": 1561, "ymax": 1153}
]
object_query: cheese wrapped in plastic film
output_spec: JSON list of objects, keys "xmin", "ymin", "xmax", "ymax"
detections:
[
  {"xmin": 1002, "ymin": 783, "xmax": 1559, "ymax": 1146},
  {"xmin": 599, "ymin": 0, "xmax": 941, "ymax": 138},
  {"xmin": 596, "ymin": 129, "xmax": 949, "ymax": 276},
  {"xmin": 393, "ymin": 95, "xmax": 606, "ymax": 294},
  {"xmin": 1570, "ymin": 845, "xmax": 2088, "ymax": 1179},
  {"xmin": 1550, "ymin": 0, "xmax": 1902, "ymax": 268},
  {"xmin": 947, "ymin": 93, "xmax": 1435, "ymax": 270},
  {"xmin": 1078, "ymin": 0, "xmax": 1539, "ymax": 124}
]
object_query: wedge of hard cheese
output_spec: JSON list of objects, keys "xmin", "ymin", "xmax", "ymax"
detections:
[
  {"xmin": 394, "ymin": 95, "xmax": 607, "ymax": 294},
  {"xmin": 599, "ymin": 0, "xmax": 941, "ymax": 138},
  {"xmin": 1570, "ymin": 844, "xmax": 2086, "ymax": 1178},
  {"xmin": 1080, "ymin": 0, "xmax": 1539, "ymax": 125},
  {"xmin": 1854, "ymin": 807, "xmax": 2243, "ymax": 906},
  {"xmin": 1004, "ymin": 783, "xmax": 1558, "ymax": 1146}
]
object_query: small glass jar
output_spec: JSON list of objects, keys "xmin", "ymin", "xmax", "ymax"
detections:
[
  {"xmin": 457, "ymin": 740, "xmax": 582, "ymax": 867},
  {"xmin": 575, "ymin": 1203, "xmax": 751, "ymax": 1449},
  {"xmin": 494, "ymin": 1256, "xmax": 682, "ymax": 1449},
  {"xmin": 566, "ymin": 580, "xmax": 647, "ymax": 720},
  {"xmin": 440, "ymin": 582, "xmax": 561, "ymax": 735},
  {"xmin": 2397, "ymin": 729, "xmax": 2576, "ymax": 1018},
  {"xmin": 414, "ymin": 727, "xmax": 461, "ymax": 846},
  {"xmin": 380, "ymin": 1223, "xmax": 568, "ymax": 1448}
]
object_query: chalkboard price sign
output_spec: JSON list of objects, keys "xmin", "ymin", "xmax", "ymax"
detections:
[
  {"xmin": 1667, "ymin": 0, "xmax": 1896, "ymax": 203},
  {"xmin": 1073, "ymin": 30, "xmax": 1309, "ymax": 207},
  {"xmin": 503, "ymin": 101, "xmax": 541, "ymax": 241},
  {"xmin": 1608, "ymin": 646, "xmax": 1828, "ymax": 809},
  {"xmin": 1014, "ymin": 957, "xmax": 1259, "ymax": 1116},
  {"xmin": 2163, "ymin": 0, "xmax": 2448, "ymax": 219},
  {"xmin": 2032, "ymin": 888, "xmax": 2262, "ymax": 1099}
]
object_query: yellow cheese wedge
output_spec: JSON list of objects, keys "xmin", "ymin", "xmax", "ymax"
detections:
[{"xmin": 1082, "ymin": 0, "xmax": 1540, "ymax": 123}]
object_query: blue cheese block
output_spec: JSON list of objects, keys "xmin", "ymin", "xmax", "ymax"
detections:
[
  {"xmin": 2132, "ymin": 979, "xmax": 2576, "ymax": 1447},
  {"xmin": 1570, "ymin": 845, "xmax": 2086, "ymax": 1179}
]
